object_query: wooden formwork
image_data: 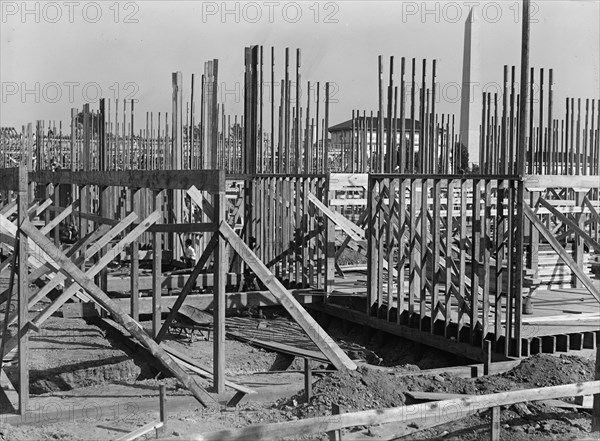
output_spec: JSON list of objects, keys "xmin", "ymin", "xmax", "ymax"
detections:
[
  {"xmin": 358, "ymin": 172, "xmax": 599, "ymax": 361},
  {"xmin": 0, "ymin": 165, "xmax": 358, "ymax": 416},
  {"xmin": 0, "ymin": 165, "xmax": 228, "ymax": 413},
  {"xmin": 229, "ymin": 173, "xmax": 331, "ymax": 290}
]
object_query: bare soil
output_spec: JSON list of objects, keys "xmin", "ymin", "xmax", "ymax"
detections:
[{"xmin": 0, "ymin": 303, "xmax": 598, "ymax": 440}]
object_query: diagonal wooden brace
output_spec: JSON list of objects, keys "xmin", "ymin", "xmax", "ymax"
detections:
[
  {"xmin": 19, "ymin": 219, "xmax": 214, "ymax": 407},
  {"xmin": 219, "ymin": 222, "xmax": 356, "ymax": 371}
]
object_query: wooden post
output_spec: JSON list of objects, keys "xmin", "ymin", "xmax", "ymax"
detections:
[
  {"xmin": 53, "ymin": 183, "xmax": 60, "ymax": 247},
  {"xmin": 386, "ymin": 56, "xmax": 394, "ymax": 173},
  {"xmin": 152, "ymin": 190, "xmax": 163, "ymax": 338},
  {"xmin": 592, "ymin": 339, "xmax": 600, "ymax": 432},
  {"xmin": 172, "ymin": 72, "xmax": 183, "ymax": 259},
  {"xmin": 213, "ymin": 178, "xmax": 226, "ymax": 393},
  {"xmin": 17, "ymin": 165, "xmax": 29, "ymax": 414},
  {"xmin": 99, "ymin": 98, "xmax": 106, "ymax": 172},
  {"xmin": 324, "ymin": 83, "xmax": 330, "ymax": 172},
  {"xmin": 328, "ymin": 404, "xmax": 342, "ymax": 441},
  {"xmin": 512, "ymin": 0, "xmax": 530, "ymax": 358},
  {"xmin": 304, "ymin": 358, "xmax": 312, "ymax": 402},
  {"xmin": 324, "ymin": 177, "xmax": 335, "ymax": 298},
  {"xmin": 490, "ymin": 406, "xmax": 500, "ymax": 441},
  {"xmin": 296, "ymin": 48, "xmax": 301, "ymax": 173},
  {"xmin": 484, "ymin": 340, "xmax": 492, "ymax": 375},
  {"xmin": 378, "ymin": 56, "xmax": 384, "ymax": 173},
  {"xmin": 285, "ymin": 48, "xmax": 290, "ymax": 173},
  {"xmin": 271, "ymin": 47, "xmax": 275, "ymax": 173},
  {"xmin": 130, "ymin": 188, "xmax": 140, "ymax": 321},
  {"xmin": 26, "ymin": 124, "xmax": 34, "ymax": 200},
  {"xmin": 410, "ymin": 58, "xmax": 416, "ymax": 172},
  {"xmin": 159, "ymin": 384, "xmax": 167, "ymax": 435}
]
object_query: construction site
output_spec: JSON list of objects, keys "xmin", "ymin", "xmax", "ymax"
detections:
[{"xmin": 0, "ymin": 1, "xmax": 599, "ymax": 440}]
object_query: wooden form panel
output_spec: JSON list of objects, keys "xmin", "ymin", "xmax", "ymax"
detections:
[
  {"xmin": 367, "ymin": 174, "xmax": 523, "ymax": 356},
  {"xmin": 242, "ymin": 175, "xmax": 328, "ymax": 290}
]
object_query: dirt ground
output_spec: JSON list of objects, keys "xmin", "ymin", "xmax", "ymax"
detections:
[{"xmin": 1, "ymin": 305, "xmax": 598, "ymax": 441}]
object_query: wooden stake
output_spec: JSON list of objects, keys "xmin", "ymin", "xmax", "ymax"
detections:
[
  {"xmin": 159, "ymin": 384, "xmax": 167, "ymax": 435},
  {"xmin": 304, "ymin": 358, "xmax": 312, "ymax": 402},
  {"xmin": 490, "ymin": 406, "xmax": 500, "ymax": 441}
]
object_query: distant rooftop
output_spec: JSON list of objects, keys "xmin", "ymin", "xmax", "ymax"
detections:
[{"xmin": 328, "ymin": 117, "xmax": 420, "ymax": 133}]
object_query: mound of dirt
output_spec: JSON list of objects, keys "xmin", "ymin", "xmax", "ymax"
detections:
[
  {"xmin": 277, "ymin": 365, "xmax": 408, "ymax": 419},
  {"xmin": 276, "ymin": 352, "xmax": 597, "ymax": 422},
  {"xmin": 502, "ymin": 354, "xmax": 595, "ymax": 387}
]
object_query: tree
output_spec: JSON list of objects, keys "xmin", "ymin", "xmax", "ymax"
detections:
[
  {"xmin": 183, "ymin": 124, "xmax": 201, "ymax": 140},
  {"xmin": 229, "ymin": 122, "xmax": 243, "ymax": 140},
  {"xmin": 459, "ymin": 142, "xmax": 470, "ymax": 172},
  {"xmin": 75, "ymin": 111, "xmax": 100, "ymax": 136}
]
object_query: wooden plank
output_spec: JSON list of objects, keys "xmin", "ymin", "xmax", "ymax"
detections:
[
  {"xmin": 161, "ymin": 344, "xmax": 255, "ymax": 395},
  {"xmin": 431, "ymin": 179, "xmax": 441, "ymax": 330},
  {"xmin": 470, "ymin": 179, "xmax": 481, "ymax": 343},
  {"xmin": 0, "ymin": 201, "xmax": 17, "ymax": 216},
  {"xmin": 406, "ymin": 391, "xmax": 471, "ymax": 401},
  {"xmin": 107, "ymin": 273, "xmax": 239, "ymax": 292},
  {"xmin": 131, "ymin": 189, "xmax": 140, "ymax": 321},
  {"xmin": 328, "ymin": 173, "xmax": 368, "ymax": 191},
  {"xmin": 186, "ymin": 186, "xmax": 215, "ymax": 221},
  {"xmin": 0, "ymin": 213, "xmax": 59, "ymax": 269},
  {"xmin": 188, "ymin": 381, "xmax": 600, "ymax": 441},
  {"xmin": 523, "ymin": 203, "xmax": 600, "ymax": 303},
  {"xmin": 419, "ymin": 179, "xmax": 428, "ymax": 330},
  {"xmin": 537, "ymin": 197, "xmax": 600, "ymax": 253},
  {"xmin": 227, "ymin": 333, "xmax": 329, "ymax": 364},
  {"xmin": 213, "ymin": 190, "xmax": 226, "ymax": 393},
  {"xmin": 524, "ymin": 174, "xmax": 600, "ymax": 190},
  {"xmin": 112, "ymin": 290, "xmax": 321, "ymax": 313},
  {"xmin": 47, "ymin": 205, "xmax": 119, "ymax": 226},
  {"xmin": 20, "ymin": 220, "xmax": 214, "ymax": 407},
  {"xmin": 444, "ymin": 180, "xmax": 454, "ymax": 335},
  {"xmin": 218, "ymin": 222, "xmax": 356, "ymax": 371},
  {"xmin": 0, "ymin": 247, "xmax": 17, "ymax": 374},
  {"xmin": 152, "ymin": 191, "xmax": 163, "ymax": 338},
  {"xmin": 114, "ymin": 421, "xmax": 164, "ymax": 441},
  {"xmin": 146, "ymin": 223, "xmax": 217, "ymax": 233},
  {"xmin": 409, "ymin": 180, "xmax": 418, "ymax": 316},
  {"xmin": 341, "ymin": 408, "xmax": 479, "ymax": 441},
  {"xmin": 29, "ymin": 169, "xmax": 224, "ymax": 193},
  {"xmin": 482, "ymin": 180, "xmax": 492, "ymax": 341},
  {"xmin": 17, "ymin": 165, "xmax": 28, "ymax": 415},
  {"xmin": 397, "ymin": 179, "xmax": 407, "ymax": 324},
  {"xmin": 31, "ymin": 198, "xmax": 53, "ymax": 218},
  {"xmin": 307, "ymin": 192, "xmax": 365, "ymax": 245},
  {"xmin": 40, "ymin": 199, "xmax": 80, "ymax": 235}
]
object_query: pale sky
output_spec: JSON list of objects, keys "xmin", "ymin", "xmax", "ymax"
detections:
[{"xmin": 1, "ymin": 0, "xmax": 599, "ymax": 129}]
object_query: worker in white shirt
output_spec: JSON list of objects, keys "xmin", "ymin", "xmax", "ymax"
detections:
[{"xmin": 184, "ymin": 238, "xmax": 197, "ymax": 268}]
